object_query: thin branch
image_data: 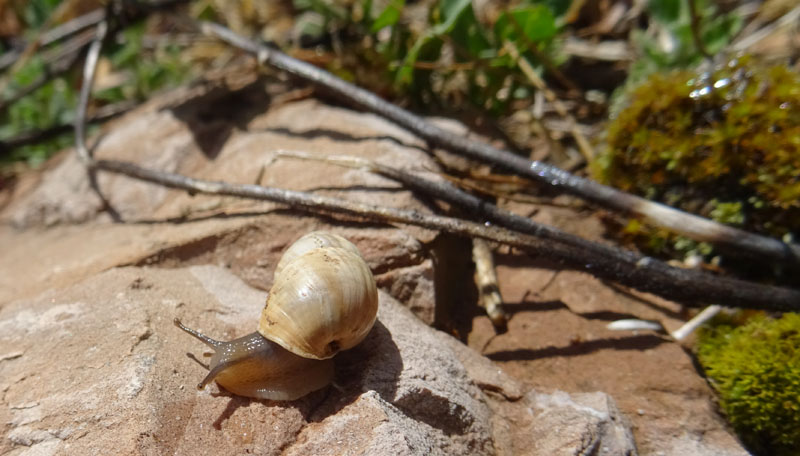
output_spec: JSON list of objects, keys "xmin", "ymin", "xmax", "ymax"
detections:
[
  {"xmin": 670, "ymin": 305, "xmax": 722, "ymax": 341},
  {"xmin": 75, "ymin": 20, "xmax": 108, "ymax": 165},
  {"xmin": 473, "ymin": 238, "xmax": 508, "ymax": 331},
  {"xmin": 687, "ymin": 0, "xmax": 712, "ymax": 59},
  {"xmin": 0, "ymin": 100, "xmax": 136, "ymax": 154},
  {"xmin": 0, "ymin": 8, "xmax": 107, "ymax": 73},
  {"xmin": 0, "ymin": 30, "xmax": 92, "ymax": 114},
  {"xmin": 40, "ymin": 9, "xmax": 106, "ymax": 48},
  {"xmin": 274, "ymin": 150, "xmax": 800, "ymax": 312},
  {"xmin": 731, "ymin": 6, "xmax": 800, "ymax": 52},
  {"xmin": 88, "ymin": 158, "xmax": 800, "ymax": 311},
  {"xmin": 198, "ymin": 21, "xmax": 800, "ymax": 266}
]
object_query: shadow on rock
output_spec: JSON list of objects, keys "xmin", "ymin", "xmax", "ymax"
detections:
[
  {"xmin": 165, "ymin": 80, "xmax": 272, "ymax": 159},
  {"xmin": 308, "ymin": 320, "xmax": 403, "ymax": 421},
  {"xmin": 259, "ymin": 126, "xmax": 428, "ymax": 153},
  {"xmin": 502, "ymin": 300, "xmax": 568, "ymax": 314},
  {"xmin": 487, "ymin": 333, "xmax": 669, "ymax": 361}
]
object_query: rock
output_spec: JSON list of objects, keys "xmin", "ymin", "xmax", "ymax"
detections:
[
  {"xmin": 468, "ymin": 252, "xmax": 750, "ymax": 456},
  {"xmin": 0, "ymin": 74, "xmax": 746, "ymax": 455},
  {"xmin": 2, "ymin": 78, "xmax": 439, "ymax": 233},
  {"xmin": 0, "ymin": 266, "xmax": 482, "ymax": 455},
  {"xmin": 0, "ymin": 265, "xmax": 640, "ymax": 455},
  {"xmin": 0, "ymin": 78, "xmax": 436, "ymax": 322},
  {"xmin": 525, "ymin": 390, "xmax": 637, "ymax": 456}
]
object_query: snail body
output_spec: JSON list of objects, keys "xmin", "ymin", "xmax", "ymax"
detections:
[{"xmin": 176, "ymin": 231, "xmax": 378, "ymax": 400}]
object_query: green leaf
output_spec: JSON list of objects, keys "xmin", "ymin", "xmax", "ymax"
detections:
[
  {"xmin": 371, "ymin": 0, "xmax": 404, "ymax": 32},
  {"xmin": 647, "ymin": 0, "xmax": 682, "ymax": 23},
  {"xmin": 448, "ymin": 4, "xmax": 491, "ymax": 56},
  {"xmin": 395, "ymin": 0, "xmax": 472, "ymax": 85},
  {"xmin": 494, "ymin": 6, "xmax": 557, "ymax": 44},
  {"xmin": 440, "ymin": 0, "xmax": 472, "ymax": 22}
]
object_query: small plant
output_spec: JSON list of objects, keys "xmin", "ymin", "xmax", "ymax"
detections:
[
  {"xmin": 291, "ymin": 0, "xmax": 563, "ymax": 115},
  {"xmin": 696, "ymin": 312, "xmax": 800, "ymax": 455},
  {"xmin": 628, "ymin": 0, "xmax": 742, "ymax": 85},
  {"xmin": 594, "ymin": 55, "xmax": 800, "ymax": 263}
]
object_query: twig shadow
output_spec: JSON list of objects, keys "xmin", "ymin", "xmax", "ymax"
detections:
[
  {"xmin": 257, "ymin": 126, "xmax": 430, "ymax": 154},
  {"xmin": 164, "ymin": 80, "xmax": 273, "ymax": 160},
  {"xmin": 487, "ymin": 334, "xmax": 669, "ymax": 362}
]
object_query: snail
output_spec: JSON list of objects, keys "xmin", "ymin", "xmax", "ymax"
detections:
[{"xmin": 175, "ymin": 231, "xmax": 378, "ymax": 401}]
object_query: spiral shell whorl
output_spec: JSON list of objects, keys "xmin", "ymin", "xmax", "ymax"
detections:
[{"xmin": 258, "ymin": 232, "xmax": 378, "ymax": 360}]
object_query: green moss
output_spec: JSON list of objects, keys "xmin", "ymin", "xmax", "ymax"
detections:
[
  {"xmin": 594, "ymin": 55, "xmax": 800, "ymax": 258},
  {"xmin": 697, "ymin": 313, "xmax": 800, "ymax": 455}
]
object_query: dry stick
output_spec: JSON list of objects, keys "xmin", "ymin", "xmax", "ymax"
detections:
[
  {"xmin": 687, "ymin": 0, "xmax": 712, "ymax": 59},
  {"xmin": 0, "ymin": 8, "xmax": 106, "ymax": 72},
  {"xmin": 0, "ymin": 100, "xmax": 136, "ymax": 153},
  {"xmin": 472, "ymin": 238, "xmax": 509, "ymax": 330},
  {"xmin": 70, "ymin": 20, "xmax": 800, "ymax": 312},
  {"xmin": 0, "ymin": 30, "xmax": 93, "ymax": 114},
  {"xmin": 75, "ymin": 20, "xmax": 108, "ymax": 164},
  {"xmin": 276, "ymin": 150, "xmax": 800, "ymax": 312},
  {"xmin": 90, "ymin": 158, "xmax": 800, "ymax": 311},
  {"xmin": 198, "ymin": 21, "xmax": 800, "ymax": 266},
  {"xmin": 732, "ymin": 6, "xmax": 800, "ymax": 52},
  {"xmin": 670, "ymin": 305, "xmax": 722, "ymax": 341},
  {"xmin": 503, "ymin": 41, "xmax": 595, "ymax": 162},
  {"xmin": 39, "ymin": 9, "xmax": 106, "ymax": 49}
]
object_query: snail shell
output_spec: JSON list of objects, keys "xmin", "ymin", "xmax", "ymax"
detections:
[{"xmin": 176, "ymin": 231, "xmax": 378, "ymax": 400}]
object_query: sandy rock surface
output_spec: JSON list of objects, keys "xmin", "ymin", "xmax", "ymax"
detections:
[
  {"xmin": 0, "ymin": 76, "xmax": 749, "ymax": 455},
  {"xmin": 0, "ymin": 77, "xmax": 437, "ymax": 321},
  {"xmin": 0, "ymin": 265, "xmax": 634, "ymax": 455}
]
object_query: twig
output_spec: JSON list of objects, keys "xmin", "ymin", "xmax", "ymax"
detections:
[
  {"xmin": 40, "ymin": 9, "xmax": 106, "ymax": 48},
  {"xmin": 472, "ymin": 239, "xmax": 508, "ymax": 331},
  {"xmin": 0, "ymin": 0, "xmax": 79, "ymax": 94},
  {"xmin": 198, "ymin": 21, "xmax": 800, "ymax": 266},
  {"xmin": 562, "ymin": 38, "xmax": 633, "ymax": 62},
  {"xmin": 687, "ymin": 0, "xmax": 712, "ymax": 59},
  {"xmin": 75, "ymin": 20, "xmax": 108, "ymax": 165},
  {"xmin": 0, "ymin": 100, "xmax": 136, "ymax": 154},
  {"xmin": 0, "ymin": 30, "xmax": 91, "ymax": 114},
  {"xmin": 731, "ymin": 6, "xmax": 800, "ymax": 52},
  {"xmin": 503, "ymin": 41, "xmax": 596, "ymax": 161},
  {"xmin": 0, "ymin": 8, "xmax": 107, "ymax": 73},
  {"xmin": 670, "ymin": 304, "xmax": 722, "ymax": 341},
  {"xmin": 87, "ymin": 158, "xmax": 800, "ymax": 311},
  {"xmin": 276, "ymin": 149, "xmax": 800, "ymax": 312},
  {"xmin": 271, "ymin": 151, "xmax": 800, "ymax": 315}
]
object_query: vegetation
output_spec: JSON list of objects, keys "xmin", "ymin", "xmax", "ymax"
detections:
[
  {"xmin": 697, "ymin": 312, "xmax": 800, "ymax": 455},
  {"xmin": 0, "ymin": 1, "xmax": 798, "ymax": 453},
  {"xmin": 0, "ymin": 2, "xmax": 194, "ymax": 167},
  {"xmin": 594, "ymin": 56, "xmax": 800, "ymax": 262}
]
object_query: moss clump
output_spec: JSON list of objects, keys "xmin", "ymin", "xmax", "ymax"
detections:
[
  {"xmin": 594, "ymin": 55, "xmax": 800, "ymax": 257},
  {"xmin": 697, "ymin": 312, "xmax": 800, "ymax": 455}
]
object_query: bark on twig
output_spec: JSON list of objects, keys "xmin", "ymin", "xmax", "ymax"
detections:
[
  {"xmin": 472, "ymin": 239, "xmax": 508, "ymax": 331},
  {"xmin": 67, "ymin": 16, "xmax": 800, "ymax": 314},
  {"xmin": 89, "ymin": 158, "xmax": 800, "ymax": 312},
  {"xmin": 198, "ymin": 21, "xmax": 800, "ymax": 266},
  {"xmin": 687, "ymin": 0, "xmax": 712, "ymax": 59},
  {"xmin": 75, "ymin": 21, "xmax": 108, "ymax": 164}
]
